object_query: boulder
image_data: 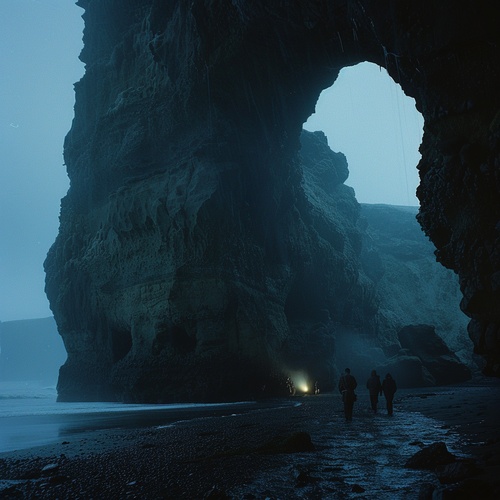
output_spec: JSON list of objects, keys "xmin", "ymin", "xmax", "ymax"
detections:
[
  {"xmin": 377, "ymin": 355, "xmax": 435, "ymax": 388},
  {"xmin": 405, "ymin": 442, "xmax": 456, "ymax": 470},
  {"xmin": 398, "ymin": 325, "xmax": 471, "ymax": 385}
]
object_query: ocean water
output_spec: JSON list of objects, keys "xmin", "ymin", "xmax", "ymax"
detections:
[{"xmin": 0, "ymin": 381, "xmax": 256, "ymax": 454}]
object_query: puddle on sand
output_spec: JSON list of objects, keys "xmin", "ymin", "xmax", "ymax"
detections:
[{"xmin": 228, "ymin": 408, "xmax": 467, "ymax": 499}]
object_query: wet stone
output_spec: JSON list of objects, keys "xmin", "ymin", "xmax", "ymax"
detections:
[
  {"xmin": 230, "ymin": 406, "xmax": 465, "ymax": 499},
  {"xmin": 436, "ymin": 459, "xmax": 479, "ymax": 484},
  {"xmin": 405, "ymin": 442, "xmax": 456, "ymax": 470}
]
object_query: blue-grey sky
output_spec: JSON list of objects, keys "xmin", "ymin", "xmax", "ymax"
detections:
[
  {"xmin": 0, "ymin": 3, "xmax": 423, "ymax": 322},
  {"xmin": 304, "ymin": 62, "xmax": 423, "ymax": 206},
  {"xmin": 0, "ymin": 0, "xmax": 83, "ymax": 321}
]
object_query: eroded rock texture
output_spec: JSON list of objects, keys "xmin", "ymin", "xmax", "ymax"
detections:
[
  {"xmin": 359, "ymin": 204, "xmax": 471, "ymax": 365},
  {"xmin": 45, "ymin": 1, "xmax": 500, "ymax": 401}
]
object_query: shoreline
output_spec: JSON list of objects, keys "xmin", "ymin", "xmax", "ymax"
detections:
[
  {"xmin": 1, "ymin": 378, "xmax": 499, "ymax": 498},
  {"xmin": 398, "ymin": 377, "xmax": 500, "ymax": 496},
  {"xmin": 0, "ymin": 399, "xmax": 282, "ymax": 456}
]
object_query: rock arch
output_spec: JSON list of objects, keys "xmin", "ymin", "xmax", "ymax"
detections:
[
  {"xmin": 305, "ymin": 61, "xmax": 423, "ymax": 206},
  {"xmin": 46, "ymin": 1, "xmax": 500, "ymax": 401}
]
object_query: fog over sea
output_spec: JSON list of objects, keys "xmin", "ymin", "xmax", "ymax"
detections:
[{"xmin": 0, "ymin": 381, "xmax": 259, "ymax": 454}]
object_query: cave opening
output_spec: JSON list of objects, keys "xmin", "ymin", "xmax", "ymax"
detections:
[{"xmin": 304, "ymin": 62, "xmax": 424, "ymax": 207}]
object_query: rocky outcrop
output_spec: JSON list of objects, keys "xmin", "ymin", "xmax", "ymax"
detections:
[
  {"xmin": 376, "ymin": 354, "xmax": 435, "ymax": 388},
  {"xmin": 333, "ymin": 204, "xmax": 474, "ymax": 385},
  {"xmin": 398, "ymin": 324, "xmax": 471, "ymax": 385},
  {"xmin": 405, "ymin": 442, "xmax": 456, "ymax": 470},
  {"xmin": 45, "ymin": 1, "xmax": 500, "ymax": 401},
  {"xmin": 359, "ymin": 204, "xmax": 473, "ymax": 366},
  {"xmin": 375, "ymin": 324, "xmax": 471, "ymax": 388},
  {"xmin": 46, "ymin": 116, "xmax": 368, "ymax": 401}
]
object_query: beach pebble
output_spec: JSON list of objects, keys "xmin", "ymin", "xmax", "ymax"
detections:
[
  {"xmin": 41, "ymin": 463, "xmax": 59, "ymax": 473},
  {"xmin": 352, "ymin": 484, "xmax": 366, "ymax": 493}
]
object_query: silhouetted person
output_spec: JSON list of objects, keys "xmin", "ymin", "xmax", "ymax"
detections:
[
  {"xmin": 366, "ymin": 369, "xmax": 382, "ymax": 413},
  {"xmin": 338, "ymin": 368, "xmax": 357, "ymax": 421},
  {"xmin": 382, "ymin": 373, "xmax": 397, "ymax": 416}
]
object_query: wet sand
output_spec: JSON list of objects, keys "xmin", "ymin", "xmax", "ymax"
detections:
[
  {"xmin": 0, "ymin": 401, "xmax": 274, "ymax": 454},
  {"xmin": 399, "ymin": 377, "xmax": 500, "ymax": 497},
  {"xmin": 0, "ymin": 377, "xmax": 499, "ymax": 499}
]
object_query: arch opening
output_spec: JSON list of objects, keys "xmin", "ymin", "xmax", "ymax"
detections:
[
  {"xmin": 299, "ymin": 62, "xmax": 473, "ymax": 380},
  {"xmin": 304, "ymin": 62, "xmax": 424, "ymax": 207}
]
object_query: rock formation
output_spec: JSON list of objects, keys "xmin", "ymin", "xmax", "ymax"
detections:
[
  {"xmin": 398, "ymin": 324, "xmax": 471, "ymax": 385},
  {"xmin": 335, "ymin": 204, "xmax": 474, "ymax": 386},
  {"xmin": 376, "ymin": 324, "xmax": 471, "ymax": 388},
  {"xmin": 359, "ymin": 204, "xmax": 472, "ymax": 365},
  {"xmin": 45, "ymin": 1, "xmax": 500, "ymax": 401}
]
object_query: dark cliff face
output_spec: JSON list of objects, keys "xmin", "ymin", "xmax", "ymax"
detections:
[
  {"xmin": 359, "ymin": 204, "xmax": 472, "ymax": 366},
  {"xmin": 45, "ymin": 1, "xmax": 500, "ymax": 401}
]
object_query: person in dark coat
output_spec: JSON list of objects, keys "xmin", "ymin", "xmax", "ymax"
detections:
[
  {"xmin": 366, "ymin": 369, "xmax": 382, "ymax": 413},
  {"xmin": 382, "ymin": 373, "xmax": 397, "ymax": 416},
  {"xmin": 338, "ymin": 368, "xmax": 358, "ymax": 422}
]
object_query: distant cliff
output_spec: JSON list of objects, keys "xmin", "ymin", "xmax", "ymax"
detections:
[
  {"xmin": 0, "ymin": 317, "xmax": 66, "ymax": 384},
  {"xmin": 331, "ymin": 203, "xmax": 475, "ymax": 385},
  {"xmin": 359, "ymin": 204, "xmax": 472, "ymax": 365}
]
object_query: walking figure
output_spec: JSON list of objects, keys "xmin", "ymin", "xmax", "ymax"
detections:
[
  {"xmin": 382, "ymin": 373, "xmax": 397, "ymax": 416},
  {"xmin": 366, "ymin": 369, "xmax": 382, "ymax": 413},
  {"xmin": 338, "ymin": 368, "xmax": 357, "ymax": 422}
]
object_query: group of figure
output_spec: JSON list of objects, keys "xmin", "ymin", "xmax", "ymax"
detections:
[{"xmin": 338, "ymin": 368, "xmax": 397, "ymax": 422}]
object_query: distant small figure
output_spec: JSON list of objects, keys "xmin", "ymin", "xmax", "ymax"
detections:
[
  {"xmin": 382, "ymin": 373, "xmax": 397, "ymax": 416},
  {"xmin": 338, "ymin": 368, "xmax": 358, "ymax": 422},
  {"xmin": 314, "ymin": 381, "xmax": 320, "ymax": 395},
  {"xmin": 366, "ymin": 370, "xmax": 383, "ymax": 413},
  {"xmin": 286, "ymin": 376, "xmax": 296, "ymax": 396}
]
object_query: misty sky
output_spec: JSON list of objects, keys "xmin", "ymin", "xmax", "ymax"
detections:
[
  {"xmin": 305, "ymin": 62, "xmax": 423, "ymax": 206},
  {"xmin": 0, "ymin": 0, "xmax": 83, "ymax": 321},
  {"xmin": 0, "ymin": 2, "xmax": 423, "ymax": 322}
]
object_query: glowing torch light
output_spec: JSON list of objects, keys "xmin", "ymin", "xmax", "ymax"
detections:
[
  {"xmin": 298, "ymin": 382, "xmax": 309, "ymax": 393},
  {"xmin": 290, "ymin": 372, "xmax": 310, "ymax": 394}
]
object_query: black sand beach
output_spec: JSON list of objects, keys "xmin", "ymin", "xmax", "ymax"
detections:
[{"xmin": 1, "ymin": 378, "xmax": 499, "ymax": 499}]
